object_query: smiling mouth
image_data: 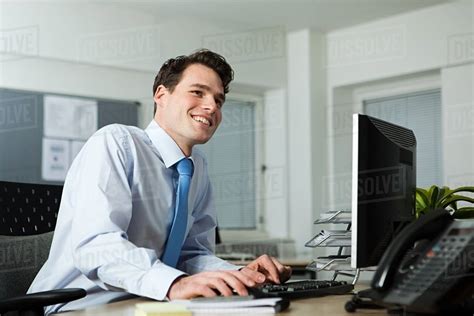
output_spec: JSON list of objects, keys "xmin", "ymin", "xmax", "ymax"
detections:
[{"xmin": 191, "ymin": 115, "xmax": 212, "ymax": 127}]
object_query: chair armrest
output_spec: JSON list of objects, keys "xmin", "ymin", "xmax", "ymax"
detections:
[{"xmin": 0, "ymin": 288, "xmax": 86, "ymax": 314}]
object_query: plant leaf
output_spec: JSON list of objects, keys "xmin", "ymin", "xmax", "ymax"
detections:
[
  {"xmin": 441, "ymin": 195, "xmax": 474, "ymax": 208},
  {"xmin": 437, "ymin": 186, "xmax": 453, "ymax": 206},
  {"xmin": 429, "ymin": 185, "xmax": 440, "ymax": 208},
  {"xmin": 415, "ymin": 188, "xmax": 430, "ymax": 210},
  {"xmin": 450, "ymin": 201, "xmax": 458, "ymax": 211},
  {"xmin": 450, "ymin": 186, "xmax": 474, "ymax": 195},
  {"xmin": 436, "ymin": 186, "xmax": 448, "ymax": 207},
  {"xmin": 453, "ymin": 207, "xmax": 474, "ymax": 219},
  {"xmin": 415, "ymin": 207, "xmax": 428, "ymax": 219},
  {"xmin": 417, "ymin": 187, "xmax": 429, "ymax": 196},
  {"xmin": 456, "ymin": 206, "xmax": 474, "ymax": 212}
]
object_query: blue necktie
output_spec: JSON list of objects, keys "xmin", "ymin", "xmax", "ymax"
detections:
[{"xmin": 161, "ymin": 158, "xmax": 194, "ymax": 267}]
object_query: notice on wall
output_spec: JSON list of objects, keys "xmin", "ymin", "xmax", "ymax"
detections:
[
  {"xmin": 41, "ymin": 137, "xmax": 70, "ymax": 181},
  {"xmin": 70, "ymin": 140, "xmax": 86, "ymax": 164},
  {"xmin": 44, "ymin": 95, "xmax": 98, "ymax": 140}
]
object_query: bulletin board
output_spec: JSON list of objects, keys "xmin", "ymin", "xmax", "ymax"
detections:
[{"xmin": 0, "ymin": 88, "xmax": 139, "ymax": 185}]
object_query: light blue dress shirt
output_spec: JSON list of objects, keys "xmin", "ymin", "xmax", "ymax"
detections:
[{"xmin": 28, "ymin": 121, "xmax": 238, "ymax": 315}]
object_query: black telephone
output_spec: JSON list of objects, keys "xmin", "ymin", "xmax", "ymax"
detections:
[{"xmin": 368, "ymin": 209, "xmax": 474, "ymax": 314}]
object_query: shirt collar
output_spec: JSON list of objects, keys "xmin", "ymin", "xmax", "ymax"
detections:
[{"xmin": 145, "ymin": 120, "xmax": 194, "ymax": 168}]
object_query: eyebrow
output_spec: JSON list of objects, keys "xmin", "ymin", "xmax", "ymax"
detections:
[{"xmin": 190, "ymin": 83, "xmax": 225, "ymax": 104}]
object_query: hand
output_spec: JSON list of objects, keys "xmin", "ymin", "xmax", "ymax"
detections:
[
  {"xmin": 244, "ymin": 254, "xmax": 292, "ymax": 284},
  {"xmin": 167, "ymin": 269, "xmax": 266, "ymax": 300}
]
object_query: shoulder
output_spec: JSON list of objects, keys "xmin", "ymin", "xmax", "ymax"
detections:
[
  {"xmin": 94, "ymin": 124, "xmax": 143, "ymax": 139},
  {"xmin": 90, "ymin": 124, "xmax": 147, "ymax": 146},
  {"xmin": 82, "ymin": 124, "xmax": 147, "ymax": 160},
  {"xmin": 191, "ymin": 148, "xmax": 211, "ymax": 180}
]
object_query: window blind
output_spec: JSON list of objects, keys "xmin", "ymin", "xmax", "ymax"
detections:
[
  {"xmin": 364, "ymin": 89, "xmax": 442, "ymax": 188},
  {"xmin": 197, "ymin": 100, "xmax": 257, "ymax": 229}
]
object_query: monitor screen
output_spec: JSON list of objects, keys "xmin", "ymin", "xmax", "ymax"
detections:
[{"xmin": 351, "ymin": 114, "xmax": 416, "ymax": 269}]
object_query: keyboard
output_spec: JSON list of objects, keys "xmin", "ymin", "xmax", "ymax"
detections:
[{"xmin": 248, "ymin": 280, "xmax": 354, "ymax": 299}]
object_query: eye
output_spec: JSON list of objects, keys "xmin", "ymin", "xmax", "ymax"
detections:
[{"xmin": 191, "ymin": 90, "xmax": 203, "ymax": 97}]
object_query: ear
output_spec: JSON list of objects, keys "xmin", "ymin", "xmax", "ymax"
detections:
[{"xmin": 153, "ymin": 85, "xmax": 168, "ymax": 108}]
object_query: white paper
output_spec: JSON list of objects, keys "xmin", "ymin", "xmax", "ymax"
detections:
[
  {"xmin": 189, "ymin": 307, "xmax": 275, "ymax": 315},
  {"xmin": 41, "ymin": 137, "xmax": 70, "ymax": 181},
  {"xmin": 70, "ymin": 140, "xmax": 86, "ymax": 163},
  {"xmin": 44, "ymin": 95, "xmax": 98, "ymax": 140},
  {"xmin": 174, "ymin": 297, "xmax": 281, "ymax": 309}
]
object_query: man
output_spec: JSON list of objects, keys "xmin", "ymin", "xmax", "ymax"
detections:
[{"xmin": 28, "ymin": 49, "xmax": 291, "ymax": 314}]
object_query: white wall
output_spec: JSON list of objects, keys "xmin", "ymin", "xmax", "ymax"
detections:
[
  {"xmin": 286, "ymin": 29, "xmax": 328, "ymax": 256},
  {"xmin": 327, "ymin": 0, "xmax": 473, "ymax": 88},
  {"xmin": 442, "ymin": 64, "xmax": 474, "ymax": 188},
  {"xmin": 263, "ymin": 89, "xmax": 288, "ymax": 238},
  {"xmin": 0, "ymin": 2, "xmax": 159, "ymax": 126},
  {"xmin": 2, "ymin": 0, "xmax": 472, "ymax": 258},
  {"xmin": 0, "ymin": 2, "xmax": 290, "ymax": 241},
  {"xmin": 326, "ymin": 0, "xmax": 474, "ymax": 211},
  {"xmin": 321, "ymin": 0, "xmax": 472, "ymax": 279},
  {"xmin": 0, "ymin": 2, "xmax": 287, "ymax": 127}
]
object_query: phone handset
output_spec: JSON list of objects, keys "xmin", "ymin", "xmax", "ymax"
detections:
[{"xmin": 371, "ymin": 208, "xmax": 453, "ymax": 291}]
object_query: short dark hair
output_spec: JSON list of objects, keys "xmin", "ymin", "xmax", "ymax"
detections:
[{"xmin": 152, "ymin": 49, "xmax": 234, "ymax": 115}]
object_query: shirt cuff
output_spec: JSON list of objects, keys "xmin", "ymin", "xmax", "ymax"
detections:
[{"xmin": 139, "ymin": 262, "xmax": 186, "ymax": 300}]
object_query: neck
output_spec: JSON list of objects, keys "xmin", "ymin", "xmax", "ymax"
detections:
[
  {"xmin": 179, "ymin": 145, "xmax": 192, "ymax": 157},
  {"xmin": 153, "ymin": 118, "xmax": 193, "ymax": 157}
]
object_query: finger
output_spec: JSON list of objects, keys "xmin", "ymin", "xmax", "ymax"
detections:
[
  {"xmin": 209, "ymin": 277, "xmax": 234, "ymax": 297},
  {"xmin": 240, "ymin": 267, "xmax": 266, "ymax": 284},
  {"xmin": 269, "ymin": 257, "xmax": 292, "ymax": 282},
  {"xmin": 198, "ymin": 285, "xmax": 219, "ymax": 298},
  {"xmin": 246, "ymin": 263, "xmax": 276, "ymax": 284},
  {"xmin": 174, "ymin": 283, "xmax": 217, "ymax": 299},
  {"xmin": 228, "ymin": 270, "xmax": 256, "ymax": 288},
  {"xmin": 257, "ymin": 255, "xmax": 281, "ymax": 284},
  {"xmin": 282, "ymin": 265, "xmax": 292, "ymax": 282},
  {"xmin": 270, "ymin": 257, "xmax": 286, "ymax": 274},
  {"xmin": 216, "ymin": 272, "xmax": 248, "ymax": 296}
]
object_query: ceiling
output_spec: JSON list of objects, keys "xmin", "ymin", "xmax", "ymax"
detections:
[{"xmin": 113, "ymin": 0, "xmax": 454, "ymax": 32}]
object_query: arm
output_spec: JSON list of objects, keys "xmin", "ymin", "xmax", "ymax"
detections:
[
  {"xmin": 167, "ymin": 156, "xmax": 291, "ymax": 299},
  {"xmin": 68, "ymin": 126, "xmax": 184, "ymax": 300}
]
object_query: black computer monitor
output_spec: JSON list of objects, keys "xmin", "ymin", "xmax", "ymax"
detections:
[{"xmin": 351, "ymin": 113, "xmax": 416, "ymax": 269}]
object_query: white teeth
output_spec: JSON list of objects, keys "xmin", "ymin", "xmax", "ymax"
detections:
[{"xmin": 192, "ymin": 116, "xmax": 210, "ymax": 126}]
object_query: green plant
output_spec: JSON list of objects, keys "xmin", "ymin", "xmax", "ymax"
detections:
[{"xmin": 415, "ymin": 185, "xmax": 474, "ymax": 219}]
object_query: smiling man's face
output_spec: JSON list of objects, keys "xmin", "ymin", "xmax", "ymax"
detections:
[{"xmin": 153, "ymin": 63, "xmax": 225, "ymax": 156}]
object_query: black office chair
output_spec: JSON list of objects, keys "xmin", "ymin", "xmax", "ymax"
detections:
[{"xmin": 0, "ymin": 181, "xmax": 86, "ymax": 316}]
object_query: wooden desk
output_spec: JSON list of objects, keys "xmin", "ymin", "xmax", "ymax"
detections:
[{"xmin": 58, "ymin": 291, "xmax": 385, "ymax": 316}]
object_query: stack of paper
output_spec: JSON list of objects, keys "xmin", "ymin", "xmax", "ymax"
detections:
[
  {"xmin": 136, "ymin": 297, "xmax": 288, "ymax": 315},
  {"xmin": 135, "ymin": 302, "xmax": 191, "ymax": 316},
  {"xmin": 175, "ymin": 297, "xmax": 287, "ymax": 315}
]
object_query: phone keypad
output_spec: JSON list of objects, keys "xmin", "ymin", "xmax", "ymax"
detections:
[{"xmin": 383, "ymin": 230, "xmax": 473, "ymax": 306}]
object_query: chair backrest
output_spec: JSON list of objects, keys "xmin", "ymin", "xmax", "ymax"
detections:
[
  {"xmin": 0, "ymin": 181, "xmax": 63, "ymax": 299},
  {"xmin": 0, "ymin": 232, "xmax": 54, "ymax": 300},
  {"xmin": 0, "ymin": 181, "xmax": 63, "ymax": 236}
]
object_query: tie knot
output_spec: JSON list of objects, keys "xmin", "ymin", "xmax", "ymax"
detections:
[{"xmin": 176, "ymin": 158, "xmax": 194, "ymax": 177}]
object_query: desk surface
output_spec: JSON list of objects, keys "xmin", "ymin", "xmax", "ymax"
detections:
[{"xmin": 59, "ymin": 291, "xmax": 385, "ymax": 316}]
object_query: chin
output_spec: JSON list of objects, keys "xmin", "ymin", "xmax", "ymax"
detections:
[
  {"xmin": 194, "ymin": 131, "xmax": 215, "ymax": 143},
  {"xmin": 194, "ymin": 138, "xmax": 211, "ymax": 145}
]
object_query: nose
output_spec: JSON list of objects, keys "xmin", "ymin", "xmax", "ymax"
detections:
[{"xmin": 203, "ymin": 97, "xmax": 218, "ymax": 113}]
